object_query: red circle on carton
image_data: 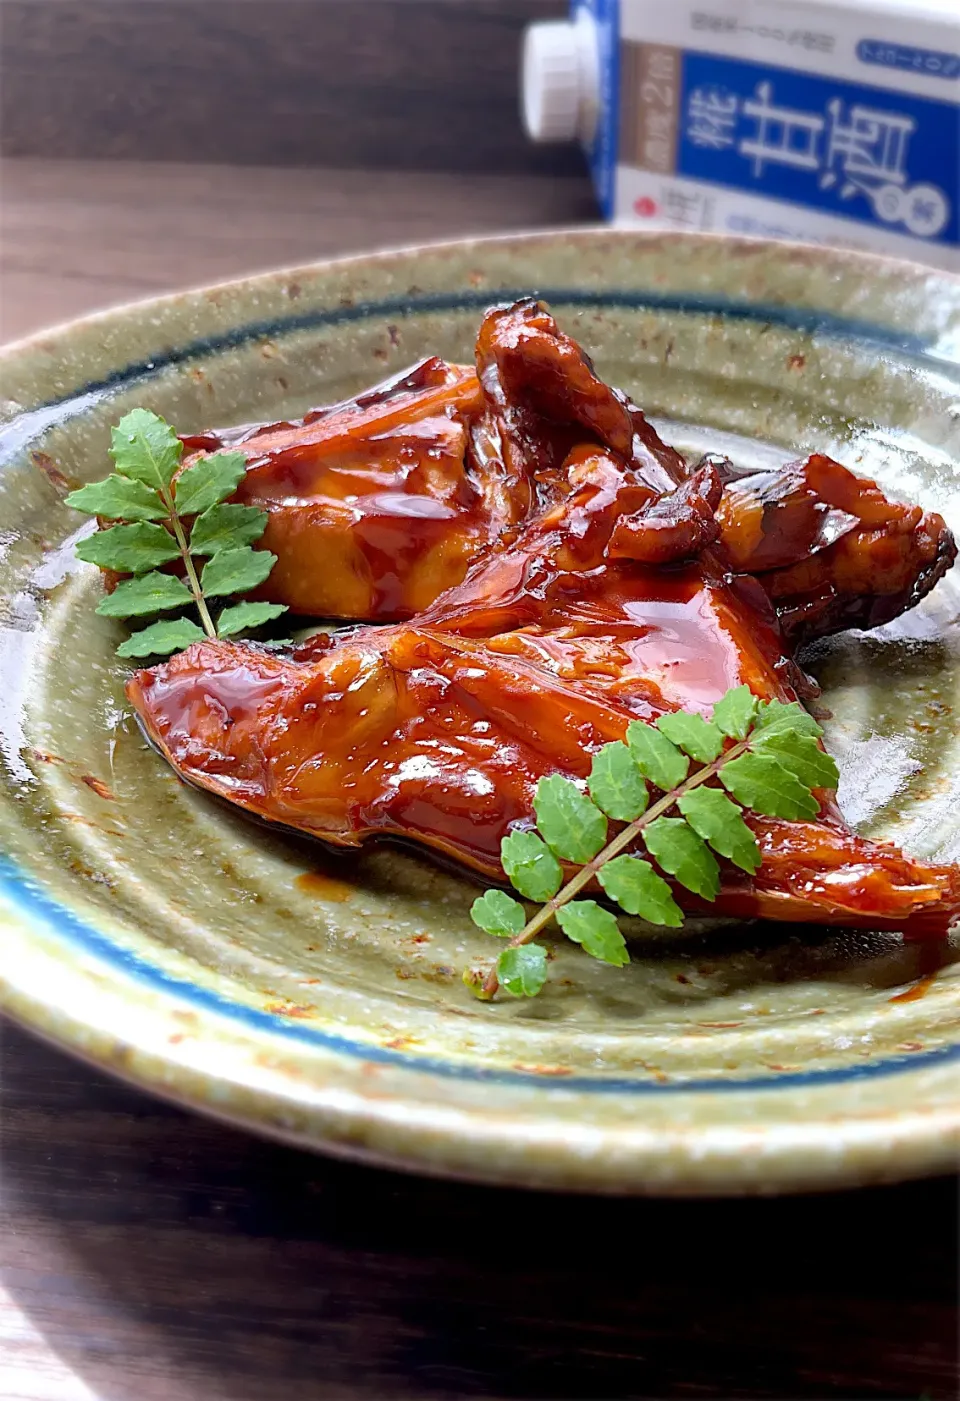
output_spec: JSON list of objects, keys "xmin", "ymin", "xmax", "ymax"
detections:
[{"xmin": 633, "ymin": 196, "xmax": 658, "ymax": 217}]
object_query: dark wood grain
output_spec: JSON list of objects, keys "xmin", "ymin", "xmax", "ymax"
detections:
[
  {"xmin": 0, "ymin": 0, "xmax": 584, "ymax": 174},
  {"xmin": 2, "ymin": 1018, "xmax": 958, "ymax": 1400},
  {"xmin": 0, "ymin": 158, "xmax": 597, "ymax": 342}
]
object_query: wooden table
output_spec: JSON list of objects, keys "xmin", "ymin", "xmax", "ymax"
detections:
[
  {"xmin": 0, "ymin": 159, "xmax": 597, "ymax": 342},
  {"xmin": 1, "ymin": 159, "xmax": 958, "ymax": 1401}
]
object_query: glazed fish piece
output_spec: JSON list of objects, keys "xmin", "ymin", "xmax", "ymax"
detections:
[
  {"xmin": 713, "ymin": 452, "xmax": 956, "ymax": 644},
  {"xmin": 174, "ymin": 299, "xmax": 678, "ymax": 619},
  {"xmin": 127, "ymin": 445, "xmax": 960, "ymax": 936},
  {"xmin": 101, "ymin": 300, "xmax": 955, "ymax": 644}
]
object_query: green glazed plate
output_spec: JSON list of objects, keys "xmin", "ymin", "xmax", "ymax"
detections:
[{"xmin": 1, "ymin": 231, "xmax": 959, "ymax": 1194}]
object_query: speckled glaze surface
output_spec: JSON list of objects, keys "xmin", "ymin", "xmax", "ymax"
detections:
[{"xmin": 1, "ymin": 231, "xmax": 959, "ymax": 1194}]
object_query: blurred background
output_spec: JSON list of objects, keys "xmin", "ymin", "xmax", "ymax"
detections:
[
  {"xmin": 0, "ymin": 0, "xmax": 597, "ymax": 341},
  {"xmin": 3, "ymin": 0, "xmax": 956, "ymax": 341}
]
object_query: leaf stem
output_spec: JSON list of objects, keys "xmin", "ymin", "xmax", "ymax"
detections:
[
  {"xmin": 161, "ymin": 484, "xmax": 217, "ymax": 639},
  {"xmin": 480, "ymin": 733, "xmax": 752, "ymax": 997}
]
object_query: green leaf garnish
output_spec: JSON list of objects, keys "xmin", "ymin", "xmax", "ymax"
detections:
[
  {"xmin": 597, "ymin": 854, "xmax": 683, "ymax": 925},
  {"xmin": 720, "ymin": 751, "xmax": 819, "ymax": 819},
  {"xmin": 190, "ymin": 503, "xmax": 268, "ymax": 556},
  {"xmin": 470, "ymin": 889, "xmax": 526, "ymax": 937},
  {"xmin": 753, "ymin": 699, "xmax": 823, "ymax": 738},
  {"xmin": 496, "ymin": 943, "xmax": 548, "ymax": 997},
  {"xmin": 750, "ymin": 728, "xmax": 839, "ymax": 790},
  {"xmin": 65, "ymin": 474, "xmax": 166, "ymax": 522},
  {"xmin": 655, "ymin": 711, "xmax": 724, "ymax": 763},
  {"xmin": 95, "ymin": 571, "xmax": 194, "ymax": 618},
  {"xmin": 625, "ymin": 719, "xmax": 689, "ymax": 791},
  {"xmin": 109, "ymin": 408, "xmax": 182, "ymax": 490},
  {"xmin": 465, "ymin": 686, "xmax": 837, "ymax": 1000},
  {"xmin": 200, "ymin": 546, "xmax": 277, "ymax": 599},
  {"xmin": 70, "ymin": 409, "xmax": 289, "ymax": 656},
  {"xmin": 500, "ymin": 830, "xmax": 563, "ymax": 902},
  {"xmin": 533, "ymin": 775, "xmax": 607, "ymax": 864},
  {"xmin": 217, "ymin": 601, "xmax": 289, "ymax": 638},
  {"xmin": 115, "ymin": 617, "xmax": 206, "ymax": 659},
  {"xmin": 588, "ymin": 742, "xmax": 649, "ymax": 822},
  {"xmin": 76, "ymin": 521, "xmax": 181, "ymax": 572},
  {"xmin": 643, "ymin": 816, "xmax": 720, "ymax": 900},
  {"xmin": 555, "ymin": 901, "xmax": 629, "ymax": 967},
  {"xmin": 173, "ymin": 452, "xmax": 249, "ymax": 518},
  {"xmin": 712, "ymin": 684, "xmax": 759, "ymax": 739},
  {"xmin": 677, "ymin": 787, "xmax": 761, "ymax": 873}
]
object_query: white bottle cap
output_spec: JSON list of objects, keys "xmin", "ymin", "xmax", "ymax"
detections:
[{"xmin": 521, "ymin": 11, "xmax": 600, "ymax": 145}]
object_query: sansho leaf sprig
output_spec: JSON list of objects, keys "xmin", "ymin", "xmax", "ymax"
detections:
[
  {"xmin": 465, "ymin": 688, "xmax": 839, "ymax": 1000},
  {"xmin": 66, "ymin": 408, "xmax": 287, "ymax": 657}
]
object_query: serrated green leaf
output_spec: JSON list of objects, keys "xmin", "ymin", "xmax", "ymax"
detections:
[
  {"xmin": 95, "ymin": 571, "xmax": 194, "ymax": 618},
  {"xmin": 109, "ymin": 408, "xmax": 182, "ymax": 491},
  {"xmin": 753, "ymin": 698, "xmax": 823, "ymax": 738},
  {"xmin": 497, "ymin": 943, "xmax": 548, "ymax": 997},
  {"xmin": 115, "ymin": 617, "xmax": 206, "ymax": 659},
  {"xmin": 555, "ymin": 900, "xmax": 629, "ymax": 967},
  {"xmin": 677, "ymin": 787, "xmax": 761, "ymax": 873},
  {"xmin": 656, "ymin": 710, "xmax": 724, "ymax": 763},
  {"xmin": 720, "ymin": 751, "xmax": 819, "ymax": 819},
  {"xmin": 750, "ymin": 728, "xmax": 839, "ymax": 790},
  {"xmin": 470, "ymin": 889, "xmax": 526, "ymax": 937},
  {"xmin": 190, "ymin": 503, "xmax": 268, "ymax": 556},
  {"xmin": 76, "ymin": 521, "xmax": 181, "ymax": 573},
  {"xmin": 643, "ymin": 816, "xmax": 720, "ymax": 900},
  {"xmin": 625, "ymin": 719, "xmax": 689, "ymax": 791},
  {"xmin": 533, "ymin": 775, "xmax": 607, "ymax": 863},
  {"xmin": 216, "ymin": 601, "xmax": 289, "ymax": 638},
  {"xmin": 200, "ymin": 546, "xmax": 277, "ymax": 599},
  {"xmin": 587, "ymin": 743, "xmax": 649, "ymax": 822},
  {"xmin": 65, "ymin": 474, "xmax": 166, "ymax": 522},
  {"xmin": 500, "ymin": 830, "xmax": 563, "ymax": 902},
  {"xmin": 174, "ymin": 452, "xmax": 249, "ymax": 517},
  {"xmin": 712, "ymin": 684, "xmax": 759, "ymax": 740},
  {"xmin": 597, "ymin": 855, "xmax": 684, "ymax": 925}
]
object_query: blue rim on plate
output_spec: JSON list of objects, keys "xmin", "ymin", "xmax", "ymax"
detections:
[{"xmin": 1, "ymin": 231, "xmax": 959, "ymax": 1193}]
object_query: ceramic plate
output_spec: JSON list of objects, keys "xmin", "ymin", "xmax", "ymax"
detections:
[{"xmin": 2, "ymin": 231, "xmax": 959, "ymax": 1194}]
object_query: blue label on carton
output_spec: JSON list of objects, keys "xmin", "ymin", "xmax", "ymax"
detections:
[
  {"xmin": 857, "ymin": 40, "xmax": 960, "ymax": 82},
  {"xmin": 677, "ymin": 52, "xmax": 958, "ymax": 245},
  {"xmin": 579, "ymin": 0, "xmax": 621, "ymax": 219}
]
